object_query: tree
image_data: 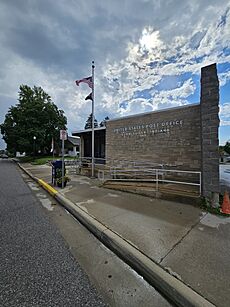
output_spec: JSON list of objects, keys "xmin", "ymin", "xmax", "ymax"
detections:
[
  {"xmin": 84, "ymin": 113, "xmax": 98, "ymax": 129},
  {"xmin": 100, "ymin": 116, "xmax": 110, "ymax": 127},
  {"xmin": 0, "ymin": 85, "xmax": 67, "ymax": 155},
  {"xmin": 224, "ymin": 141, "xmax": 230, "ymax": 154}
]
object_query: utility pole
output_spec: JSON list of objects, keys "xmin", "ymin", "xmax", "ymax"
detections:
[
  {"xmin": 60, "ymin": 130, "xmax": 67, "ymax": 189},
  {"xmin": 91, "ymin": 60, "xmax": 95, "ymax": 178}
]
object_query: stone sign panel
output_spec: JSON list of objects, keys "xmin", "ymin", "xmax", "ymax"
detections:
[
  {"xmin": 106, "ymin": 104, "xmax": 201, "ymax": 171},
  {"xmin": 113, "ymin": 119, "xmax": 184, "ymax": 137}
]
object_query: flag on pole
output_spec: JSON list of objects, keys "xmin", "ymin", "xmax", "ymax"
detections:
[
  {"xmin": 75, "ymin": 62, "xmax": 95, "ymax": 177},
  {"xmin": 85, "ymin": 92, "xmax": 93, "ymax": 101},
  {"xmin": 75, "ymin": 76, "xmax": 93, "ymax": 88}
]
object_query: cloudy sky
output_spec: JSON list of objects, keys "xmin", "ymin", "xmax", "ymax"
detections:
[{"xmin": 0, "ymin": 0, "xmax": 229, "ymax": 149}]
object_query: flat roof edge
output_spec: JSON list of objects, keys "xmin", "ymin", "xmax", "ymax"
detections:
[
  {"xmin": 72, "ymin": 126, "xmax": 106, "ymax": 134},
  {"xmin": 108, "ymin": 103, "xmax": 200, "ymax": 123}
]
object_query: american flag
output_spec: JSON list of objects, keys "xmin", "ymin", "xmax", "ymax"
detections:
[
  {"xmin": 85, "ymin": 92, "xmax": 92, "ymax": 101},
  {"xmin": 75, "ymin": 76, "xmax": 93, "ymax": 88}
]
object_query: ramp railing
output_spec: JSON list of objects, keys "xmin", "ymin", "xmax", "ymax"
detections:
[{"xmin": 98, "ymin": 162, "xmax": 201, "ymax": 196}]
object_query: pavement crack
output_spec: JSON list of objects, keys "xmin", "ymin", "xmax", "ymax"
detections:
[{"xmin": 159, "ymin": 212, "xmax": 208, "ymax": 264}]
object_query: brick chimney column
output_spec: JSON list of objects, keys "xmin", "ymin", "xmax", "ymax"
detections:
[{"xmin": 200, "ymin": 63, "xmax": 220, "ymax": 205}]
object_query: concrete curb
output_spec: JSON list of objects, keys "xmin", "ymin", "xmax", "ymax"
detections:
[{"xmin": 18, "ymin": 162, "xmax": 215, "ymax": 307}]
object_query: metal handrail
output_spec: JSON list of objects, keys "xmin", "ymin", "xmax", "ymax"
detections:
[
  {"xmin": 101, "ymin": 167, "xmax": 202, "ymax": 196},
  {"xmin": 68, "ymin": 157, "xmax": 202, "ymax": 195}
]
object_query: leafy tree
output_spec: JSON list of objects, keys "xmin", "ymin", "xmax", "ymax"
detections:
[
  {"xmin": 100, "ymin": 116, "xmax": 110, "ymax": 127},
  {"xmin": 224, "ymin": 141, "xmax": 230, "ymax": 154},
  {"xmin": 84, "ymin": 113, "xmax": 98, "ymax": 129},
  {"xmin": 0, "ymin": 85, "xmax": 67, "ymax": 155}
]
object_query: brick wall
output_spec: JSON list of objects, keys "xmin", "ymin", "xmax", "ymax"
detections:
[{"xmin": 200, "ymin": 64, "xmax": 220, "ymax": 197}]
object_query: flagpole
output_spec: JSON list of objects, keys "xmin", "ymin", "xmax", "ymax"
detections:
[{"xmin": 91, "ymin": 61, "xmax": 95, "ymax": 177}]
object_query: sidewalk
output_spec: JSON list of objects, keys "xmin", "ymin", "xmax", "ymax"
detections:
[{"xmin": 22, "ymin": 163, "xmax": 230, "ymax": 307}]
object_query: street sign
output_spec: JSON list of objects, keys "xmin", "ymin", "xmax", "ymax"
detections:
[{"xmin": 60, "ymin": 130, "xmax": 67, "ymax": 140}]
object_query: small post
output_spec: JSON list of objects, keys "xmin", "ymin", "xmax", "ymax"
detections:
[
  {"xmin": 156, "ymin": 169, "xmax": 158, "ymax": 191},
  {"xmin": 33, "ymin": 136, "xmax": 36, "ymax": 159}
]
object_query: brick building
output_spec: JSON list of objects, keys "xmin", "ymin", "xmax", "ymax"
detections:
[{"xmin": 73, "ymin": 63, "xmax": 219, "ymax": 199}]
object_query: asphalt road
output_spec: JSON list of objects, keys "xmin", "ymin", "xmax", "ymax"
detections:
[{"xmin": 0, "ymin": 159, "xmax": 106, "ymax": 307}]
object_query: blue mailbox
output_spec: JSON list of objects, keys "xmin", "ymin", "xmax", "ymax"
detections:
[{"xmin": 51, "ymin": 160, "xmax": 65, "ymax": 185}]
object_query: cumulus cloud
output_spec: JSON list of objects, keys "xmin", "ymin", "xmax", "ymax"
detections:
[
  {"xmin": 0, "ymin": 0, "xmax": 230, "ymax": 148},
  {"xmin": 220, "ymin": 103, "xmax": 230, "ymax": 126},
  {"xmin": 98, "ymin": 4, "xmax": 230, "ymax": 119},
  {"xmin": 219, "ymin": 70, "xmax": 230, "ymax": 86}
]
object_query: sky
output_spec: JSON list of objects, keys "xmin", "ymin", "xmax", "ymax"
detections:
[{"xmin": 0, "ymin": 0, "xmax": 229, "ymax": 149}]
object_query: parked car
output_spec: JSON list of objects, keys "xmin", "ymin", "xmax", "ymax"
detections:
[{"xmin": 0, "ymin": 154, "xmax": 8, "ymax": 159}]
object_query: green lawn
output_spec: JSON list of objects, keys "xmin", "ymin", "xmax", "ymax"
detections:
[{"xmin": 18, "ymin": 155, "xmax": 77, "ymax": 165}]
